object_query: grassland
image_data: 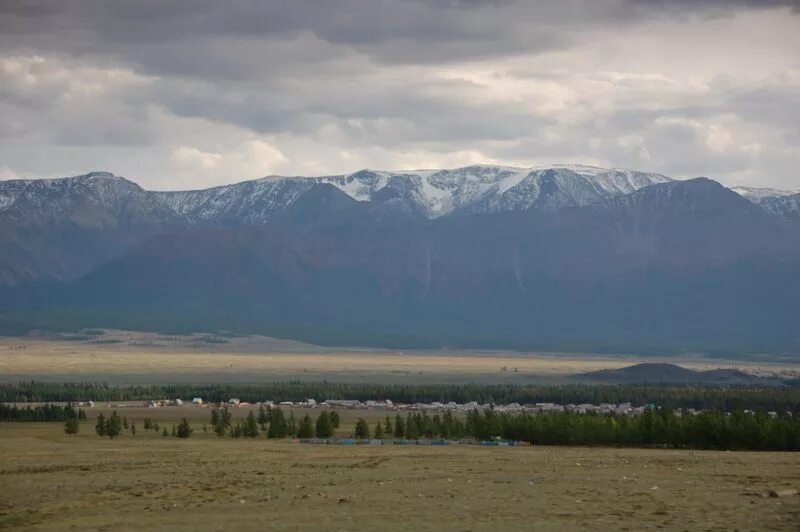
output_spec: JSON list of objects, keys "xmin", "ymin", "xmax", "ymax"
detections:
[
  {"xmin": 2, "ymin": 330, "xmax": 796, "ymax": 385},
  {"xmin": 3, "ymin": 332, "xmax": 799, "ymax": 530},
  {"xmin": 1, "ymin": 408, "xmax": 799, "ymax": 531}
]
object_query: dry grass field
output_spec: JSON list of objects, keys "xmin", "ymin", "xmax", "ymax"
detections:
[
  {"xmin": 2, "ymin": 330, "xmax": 795, "ymax": 384},
  {"xmin": 3, "ymin": 332, "xmax": 799, "ymax": 530},
  {"xmin": 1, "ymin": 412, "xmax": 799, "ymax": 531}
]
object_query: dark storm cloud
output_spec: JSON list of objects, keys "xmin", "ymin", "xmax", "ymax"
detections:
[
  {"xmin": 0, "ymin": 0, "xmax": 798, "ymax": 189},
  {"xmin": 5, "ymin": 0, "xmax": 786, "ymax": 71}
]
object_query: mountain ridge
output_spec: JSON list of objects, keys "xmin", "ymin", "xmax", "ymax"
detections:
[{"xmin": 2, "ymin": 165, "xmax": 799, "ymax": 355}]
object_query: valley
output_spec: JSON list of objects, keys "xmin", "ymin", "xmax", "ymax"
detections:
[{"xmin": 1, "ymin": 331, "xmax": 796, "ymax": 385}]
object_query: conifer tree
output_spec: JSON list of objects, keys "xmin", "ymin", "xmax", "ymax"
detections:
[
  {"xmin": 354, "ymin": 418, "xmax": 370, "ymax": 439},
  {"xmin": 131, "ymin": 421, "xmax": 136, "ymax": 437},
  {"xmin": 315, "ymin": 411, "xmax": 333, "ymax": 438},
  {"xmin": 384, "ymin": 415, "xmax": 392, "ymax": 435},
  {"xmin": 105, "ymin": 411, "xmax": 122, "ymax": 439},
  {"xmin": 267, "ymin": 407, "xmax": 287, "ymax": 438},
  {"xmin": 212, "ymin": 407, "xmax": 231, "ymax": 438},
  {"xmin": 95, "ymin": 413, "xmax": 106, "ymax": 436},
  {"xmin": 221, "ymin": 408, "xmax": 232, "ymax": 430},
  {"xmin": 374, "ymin": 422, "xmax": 384, "ymax": 439},
  {"xmin": 393, "ymin": 414, "xmax": 405, "ymax": 438},
  {"xmin": 329, "ymin": 411, "xmax": 340, "ymax": 429},
  {"xmin": 243, "ymin": 410, "xmax": 259, "ymax": 438},
  {"xmin": 176, "ymin": 418, "xmax": 193, "ymax": 438},
  {"xmin": 405, "ymin": 414, "xmax": 419, "ymax": 439},
  {"xmin": 162, "ymin": 427, "xmax": 169, "ymax": 437},
  {"xmin": 123, "ymin": 417, "xmax": 128, "ymax": 430},
  {"xmin": 286, "ymin": 412, "xmax": 297, "ymax": 437},
  {"xmin": 257, "ymin": 404, "xmax": 269, "ymax": 430},
  {"xmin": 297, "ymin": 414, "xmax": 315, "ymax": 438},
  {"xmin": 64, "ymin": 417, "xmax": 79, "ymax": 436}
]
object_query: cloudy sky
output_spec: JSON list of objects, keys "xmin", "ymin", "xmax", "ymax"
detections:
[{"xmin": 1, "ymin": 0, "xmax": 798, "ymax": 191}]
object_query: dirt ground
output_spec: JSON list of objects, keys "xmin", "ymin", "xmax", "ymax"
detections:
[
  {"xmin": 1, "ymin": 416, "xmax": 799, "ymax": 531},
  {"xmin": 2, "ymin": 330, "xmax": 795, "ymax": 384}
]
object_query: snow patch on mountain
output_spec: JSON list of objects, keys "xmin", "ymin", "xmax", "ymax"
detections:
[
  {"xmin": 732, "ymin": 186, "xmax": 799, "ymax": 204},
  {"xmin": 760, "ymin": 193, "xmax": 800, "ymax": 221}
]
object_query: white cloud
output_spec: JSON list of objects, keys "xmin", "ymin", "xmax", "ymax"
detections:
[
  {"xmin": 0, "ymin": 165, "xmax": 19, "ymax": 180},
  {"xmin": 172, "ymin": 146, "xmax": 223, "ymax": 171}
]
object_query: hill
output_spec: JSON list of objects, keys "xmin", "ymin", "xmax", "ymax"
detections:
[{"xmin": 576, "ymin": 363, "xmax": 778, "ymax": 385}]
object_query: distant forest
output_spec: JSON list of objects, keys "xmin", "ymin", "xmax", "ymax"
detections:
[{"xmin": 2, "ymin": 381, "xmax": 799, "ymax": 413}]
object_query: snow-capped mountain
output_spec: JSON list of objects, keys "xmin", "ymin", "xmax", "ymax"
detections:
[
  {"xmin": 0, "ymin": 171, "xmax": 179, "ymax": 226},
  {"xmin": 153, "ymin": 178, "xmax": 316, "ymax": 226},
  {"xmin": 3, "ymin": 167, "xmax": 800, "ymax": 354},
  {"xmin": 151, "ymin": 164, "xmax": 673, "ymax": 222},
  {"xmin": 0, "ymin": 172, "xmax": 182, "ymax": 285},
  {"xmin": 729, "ymin": 186, "xmax": 800, "ymax": 222},
  {"xmin": 730, "ymin": 186, "xmax": 799, "ymax": 204},
  {"xmin": 760, "ymin": 193, "xmax": 800, "ymax": 222}
]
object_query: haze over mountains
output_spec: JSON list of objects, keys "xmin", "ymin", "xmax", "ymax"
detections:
[{"xmin": 1, "ymin": 165, "xmax": 799, "ymax": 355}]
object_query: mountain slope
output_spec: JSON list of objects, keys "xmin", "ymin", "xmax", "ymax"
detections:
[
  {"xmin": 7, "ymin": 176, "xmax": 798, "ymax": 354},
  {"xmin": 152, "ymin": 164, "xmax": 672, "ymax": 222},
  {"xmin": 0, "ymin": 172, "xmax": 182, "ymax": 285},
  {"xmin": 760, "ymin": 193, "xmax": 800, "ymax": 222}
]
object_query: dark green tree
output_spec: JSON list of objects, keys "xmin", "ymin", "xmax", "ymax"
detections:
[
  {"xmin": 297, "ymin": 414, "xmax": 315, "ymax": 438},
  {"xmin": 393, "ymin": 414, "xmax": 405, "ymax": 438},
  {"xmin": 405, "ymin": 414, "xmax": 419, "ymax": 439},
  {"xmin": 243, "ymin": 410, "xmax": 259, "ymax": 438},
  {"xmin": 315, "ymin": 411, "xmax": 333, "ymax": 438},
  {"xmin": 286, "ymin": 412, "xmax": 297, "ymax": 437},
  {"xmin": 329, "ymin": 411, "xmax": 340, "ymax": 429},
  {"xmin": 105, "ymin": 411, "xmax": 122, "ymax": 439},
  {"xmin": 267, "ymin": 407, "xmax": 287, "ymax": 438},
  {"xmin": 64, "ymin": 417, "xmax": 80, "ymax": 436},
  {"xmin": 95, "ymin": 413, "xmax": 106, "ymax": 436},
  {"xmin": 257, "ymin": 404, "xmax": 269, "ymax": 430},
  {"xmin": 176, "ymin": 418, "xmax": 193, "ymax": 438},
  {"xmin": 354, "ymin": 418, "xmax": 370, "ymax": 439},
  {"xmin": 374, "ymin": 422, "xmax": 384, "ymax": 439}
]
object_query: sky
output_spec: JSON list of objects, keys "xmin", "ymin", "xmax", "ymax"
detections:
[{"xmin": 0, "ymin": 0, "xmax": 799, "ymax": 191}]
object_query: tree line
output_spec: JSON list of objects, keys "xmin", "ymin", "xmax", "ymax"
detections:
[
  {"xmin": 3, "ymin": 381, "xmax": 799, "ymax": 413},
  {"xmin": 29, "ymin": 401, "xmax": 797, "ymax": 451},
  {"xmin": 0, "ymin": 403, "xmax": 86, "ymax": 422},
  {"xmin": 463, "ymin": 408, "xmax": 800, "ymax": 451},
  {"xmin": 207, "ymin": 406, "xmax": 342, "ymax": 439},
  {"xmin": 181, "ymin": 406, "xmax": 800, "ymax": 450}
]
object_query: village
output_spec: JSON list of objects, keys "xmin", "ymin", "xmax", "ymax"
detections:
[{"xmin": 91, "ymin": 397, "xmax": 671, "ymax": 417}]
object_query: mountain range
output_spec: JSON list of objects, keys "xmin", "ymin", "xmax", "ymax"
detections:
[{"xmin": 1, "ymin": 165, "xmax": 799, "ymax": 355}]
